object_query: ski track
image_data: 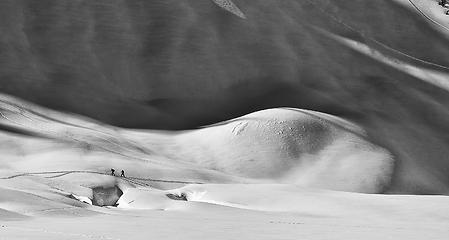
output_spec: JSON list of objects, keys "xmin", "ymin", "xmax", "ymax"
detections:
[{"xmin": 0, "ymin": 170, "xmax": 204, "ymax": 185}]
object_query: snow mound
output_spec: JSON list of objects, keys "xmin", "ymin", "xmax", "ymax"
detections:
[
  {"xmin": 0, "ymin": 94, "xmax": 394, "ymax": 193},
  {"xmin": 167, "ymin": 108, "xmax": 394, "ymax": 193}
]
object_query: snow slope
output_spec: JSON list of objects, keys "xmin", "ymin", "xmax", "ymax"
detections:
[
  {"xmin": 0, "ymin": 93, "xmax": 447, "ymax": 240},
  {"xmin": 0, "ymin": 94, "xmax": 393, "ymax": 193},
  {"xmin": 160, "ymin": 108, "xmax": 394, "ymax": 193},
  {"xmin": 0, "ymin": 0, "xmax": 449, "ymax": 239},
  {"xmin": 1, "ymin": 0, "xmax": 448, "ymax": 195}
]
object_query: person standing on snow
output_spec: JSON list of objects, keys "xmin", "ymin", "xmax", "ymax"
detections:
[
  {"xmin": 111, "ymin": 168, "xmax": 115, "ymax": 176},
  {"xmin": 121, "ymin": 170, "xmax": 125, "ymax": 178}
]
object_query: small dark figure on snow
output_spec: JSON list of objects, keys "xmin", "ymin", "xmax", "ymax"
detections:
[
  {"xmin": 121, "ymin": 170, "xmax": 125, "ymax": 177},
  {"xmin": 111, "ymin": 168, "xmax": 115, "ymax": 176}
]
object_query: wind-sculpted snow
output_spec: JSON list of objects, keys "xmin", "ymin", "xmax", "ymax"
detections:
[
  {"xmin": 168, "ymin": 109, "xmax": 394, "ymax": 193},
  {"xmin": 2, "ymin": 94, "xmax": 391, "ymax": 193},
  {"xmin": 1, "ymin": 95, "xmax": 449, "ymax": 240}
]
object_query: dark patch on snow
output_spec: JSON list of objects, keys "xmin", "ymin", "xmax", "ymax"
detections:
[
  {"xmin": 92, "ymin": 186, "xmax": 123, "ymax": 207},
  {"xmin": 166, "ymin": 193, "xmax": 187, "ymax": 201}
]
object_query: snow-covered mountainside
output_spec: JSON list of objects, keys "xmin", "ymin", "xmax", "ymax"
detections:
[{"xmin": 1, "ymin": 0, "xmax": 448, "ymax": 194}]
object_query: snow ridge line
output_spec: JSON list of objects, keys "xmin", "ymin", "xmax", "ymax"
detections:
[
  {"xmin": 0, "ymin": 98, "xmax": 209, "ymax": 171},
  {"xmin": 0, "ymin": 99, "xmax": 150, "ymax": 154},
  {"xmin": 0, "ymin": 110, "xmax": 185, "ymax": 170},
  {"xmin": 303, "ymin": 0, "xmax": 449, "ymax": 71},
  {"xmin": 0, "ymin": 98, "xmax": 113, "ymax": 136},
  {"xmin": 0, "ymin": 171, "xmax": 204, "ymax": 185},
  {"xmin": 0, "ymin": 97, "xmax": 151, "ymax": 156}
]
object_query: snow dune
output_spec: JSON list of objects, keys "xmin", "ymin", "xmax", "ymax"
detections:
[
  {"xmin": 1, "ymin": 94, "xmax": 393, "ymax": 193},
  {"xmin": 0, "ymin": 92, "xmax": 447, "ymax": 239},
  {"xmin": 0, "ymin": 92, "xmax": 445, "ymax": 239},
  {"xmin": 162, "ymin": 108, "xmax": 394, "ymax": 193}
]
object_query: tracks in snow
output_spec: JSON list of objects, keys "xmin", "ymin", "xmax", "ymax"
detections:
[
  {"xmin": 0, "ymin": 98, "xmax": 203, "ymax": 170},
  {"xmin": 0, "ymin": 170, "xmax": 204, "ymax": 186}
]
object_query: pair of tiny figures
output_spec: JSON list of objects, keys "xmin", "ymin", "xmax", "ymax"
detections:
[{"xmin": 111, "ymin": 168, "xmax": 125, "ymax": 177}]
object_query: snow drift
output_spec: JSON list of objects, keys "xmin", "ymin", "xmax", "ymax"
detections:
[
  {"xmin": 0, "ymin": 94, "xmax": 394, "ymax": 193},
  {"xmin": 162, "ymin": 108, "xmax": 394, "ymax": 193}
]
